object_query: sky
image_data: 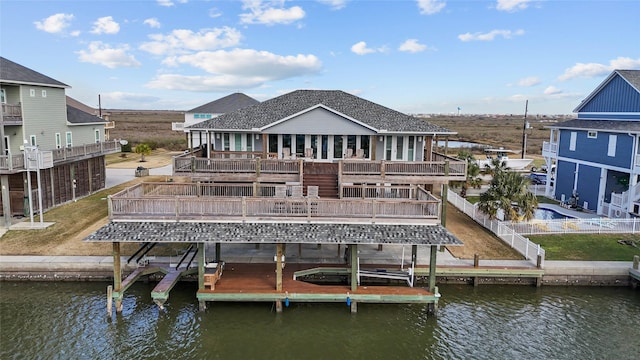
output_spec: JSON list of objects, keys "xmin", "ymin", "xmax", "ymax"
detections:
[{"xmin": 1, "ymin": 0, "xmax": 639, "ymax": 115}]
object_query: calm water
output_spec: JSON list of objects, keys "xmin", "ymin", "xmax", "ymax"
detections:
[
  {"xmin": 535, "ymin": 208, "xmax": 571, "ymax": 220},
  {"xmin": 1, "ymin": 282, "xmax": 638, "ymax": 359}
]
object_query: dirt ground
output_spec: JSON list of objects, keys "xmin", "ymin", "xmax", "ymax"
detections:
[{"xmin": 0, "ymin": 150, "xmax": 521, "ymax": 260}]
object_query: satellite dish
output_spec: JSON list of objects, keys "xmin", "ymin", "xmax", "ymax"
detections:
[{"xmin": 119, "ymin": 140, "xmax": 129, "ymax": 145}]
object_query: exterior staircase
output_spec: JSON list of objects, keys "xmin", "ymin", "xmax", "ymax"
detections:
[{"xmin": 303, "ymin": 162, "xmax": 339, "ymax": 198}]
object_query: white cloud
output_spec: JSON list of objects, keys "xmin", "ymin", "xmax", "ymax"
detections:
[
  {"xmin": 91, "ymin": 16, "xmax": 120, "ymax": 34},
  {"xmin": 398, "ymin": 39, "xmax": 427, "ymax": 53},
  {"xmin": 70, "ymin": 30, "xmax": 81, "ymax": 37},
  {"xmin": 318, "ymin": 0, "xmax": 347, "ymax": 10},
  {"xmin": 101, "ymin": 92, "xmax": 161, "ymax": 103},
  {"xmin": 147, "ymin": 48, "xmax": 322, "ymax": 91},
  {"xmin": 351, "ymin": 41, "xmax": 388, "ymax": 55},
  {"xmin": 516, "ymin": 76, "xmax": 541, "ymax": 87},
  {"xmin": 143, "ymin": 18, "xmax": 161, "ymax": 28},
  {"xmin": 458, "ymin": 29, "xmax": 524, "ymax": 41},
  {"xmin": 417, "ymin": 0, "xmax": 446, "ymax": 15},
  {"xmin": 209, "ymin": 7, "xmax": 223, "ymax": 18},
  {"xmin": 543, "ymin": 86, "xmax": 562, "ymax": 95},
  {"xmin": 157, "ymin": 0, "xmax": 174, "ymax": 7},
  {"xmin": 34, "ymin": 13, "xmax": 74, "ymax": 34},
  {"xmin": 558, "ymin": 57, "xmax": 640, "ymax": 81},
  {"xmin": 240, "ymin": 0, "xmax": 305, "ymax": 25},
  {"xmin": 140, "ymin": 27, "xmax": 242, "ymax": 55},
  {"xmin": 77, "ymin": 41, "xmax": 141, "ymax": 68},
  {"xmin": 496, "ymin": 0, "xmax": 532, "ymax": 12}
]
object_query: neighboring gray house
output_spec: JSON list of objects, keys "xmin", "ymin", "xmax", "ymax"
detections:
[
  {"xmin": 187, "ymin": 90, "xmax": 453, "ymax": 162},
  {"xmin": 172, "ymin": 92, "xmax": 260, "ymax": 148},
  {"xmin": 0, "ymin": 56, "xmax": 119, "ymax": 225}
]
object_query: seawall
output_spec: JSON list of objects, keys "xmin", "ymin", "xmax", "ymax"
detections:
[{"xmin": 0, "ymin": 256, "xmax": 636, "ymax": 287}]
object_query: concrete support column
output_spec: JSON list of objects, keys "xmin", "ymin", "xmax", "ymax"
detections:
[{"xmin": 1, "ymin": 175, "xmax": 11, "ymax": 228}]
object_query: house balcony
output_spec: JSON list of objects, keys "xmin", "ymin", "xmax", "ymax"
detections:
[
  {"xmin": 172, "ymin": 152, "xmax": 467, "ymax": 185},
  {"xmin": 542, "ymin": 141, "xmax": 558, "ymax": 158},
  {"xmin": 107, "ymin": 182, "xmax": 442, "ymax": 225},
  {"xmin": 0, "ymin": 140, "xmax": 121, "ymax": 172},
  {"xmin": 1, "ymin": 103, "xmax": 23, "ymax": 125},
  {"xmin": 104, "ymin": 121, "xmax": 116, "ymax": 129}
]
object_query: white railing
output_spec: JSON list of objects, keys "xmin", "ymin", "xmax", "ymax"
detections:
[
  {"xmin": 542, "ymin": 141, "xmax": 558, "ymax": 156},
  {"xmin": 507, "ymin": 217, "xmax": 640, "ymax": 235},
  {"xmin": 172, "ymin": 122, "xmax": 185, "ymax": 131},
  {"xmin": 447, "ymin": 189, "xmax": 545, "ymax": 266},
  {"xmin": 0, "ymin": 140, "xmax": 119, "ymax": 171}
]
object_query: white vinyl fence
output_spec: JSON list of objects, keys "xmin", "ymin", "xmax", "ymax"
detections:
[{"xmin": 447, "ymin": 189, "xmax": 545, "ymax": 267}]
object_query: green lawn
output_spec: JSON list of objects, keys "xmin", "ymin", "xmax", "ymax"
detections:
[{"xmin": 530, "ymin": 233, "xmax": 640, "ymax": 261}]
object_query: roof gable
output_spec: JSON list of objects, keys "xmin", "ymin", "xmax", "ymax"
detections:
[
  {"xmin": 574, "ymin": 70, "xmax": 640, "ymax": 113},
  {"xmin": 187, "ymin": 92, "xmax": 260, "ymax": 114},
  {"xmin": 0, "ymin": 57, "xmax": 69, "ymax": 88},
  {"xmin": 263, "ymin": 106, "xmax": 377, "ymax": 135},
  {"xmin": 190, "ymin": 90, "xmax": 454, "ymax": 134}
]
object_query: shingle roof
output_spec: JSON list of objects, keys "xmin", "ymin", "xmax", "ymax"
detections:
[
  {"xmin": 618, "ymin": 70, "xmax": 640, "ymax": 92},
  {"xmin": 84, "ymin": 221, "xmax": 463, "ymax": 246},
  {"xmin": 189, "ymin": 90, "xmax": 454, "ymax": 134},
  {"xmin": 188, "ymin": 92, "xmax": 260, "ymax": 114},
  {"xmin": 546, "ymin": 118, "xmax": 640, "ymax": 132},
  {"xmin": 67, "ymin": 96, "xmax": 98, "ymax": 115},
  {"xmin": 0, "ymin": 57, "xmax": 69, "ymax": 88},
  {"xmin": 67, "ymin": 105, "xmax": 106, "ymax": 124}
]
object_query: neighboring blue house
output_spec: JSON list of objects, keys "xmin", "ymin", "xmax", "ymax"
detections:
[{"xmin": 542, "ymin": 70, "xmax": 640, "ymax": 217}]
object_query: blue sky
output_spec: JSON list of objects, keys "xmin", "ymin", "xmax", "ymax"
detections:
[{"xmin": 1, "ymin": 0, "xmax": 639, "ymax": 115}]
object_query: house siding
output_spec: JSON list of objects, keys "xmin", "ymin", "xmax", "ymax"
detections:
[
  {"xmin": 575, "ymin": 164, "xmax": 600, "ymax": 211},
  {"xmin": 554, "ymin": 160, "xmax": 576, "ymax": 203},
  {"xmin": 557, "ymin": 129, "xmax": 633, "ymax": 168},
  {"xmin": 579, "ymin": 75, "xmax": 640, "ymax": 113},
  {"xmin": 264, "ymin": 108, "xmax": 376, "ymax": 135},
  {"xmin": 19, "ymin": 86, "xmax": 67, "ymax": 152}
]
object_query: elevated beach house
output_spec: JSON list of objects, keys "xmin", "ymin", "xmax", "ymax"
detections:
[
  {"xmin": 172, "ymin": 92, "xmax": 260, "ymax": 149},
  {"xmin": 87, "ymin": 89, "xmax": 466, "ymax": 313},
  {"xmin": 542, "ymin": 70, "xmax": 640, "ymax": 217},
  {"xmin": 0, "ymin": 57, "xmax": 120, "ymax": 226}
]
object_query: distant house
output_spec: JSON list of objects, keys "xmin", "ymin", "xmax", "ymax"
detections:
[
  {"xmin": 66, "ymin": 96, "xmax": 115, "ymax": 140},
  {"xmin": 0, "ymin": 57, "xmax": 120, "ymax": 225},
  {"xmin": 172, "ymin": 93, "xmax": 260, "ymax": 148},
  {"xmin": 186, "ymin": 89, "xmax": 452, "ymax": 162},
  {"xmin": 542, "ymin": 70, "xmax": 640, "ymax": 217}
]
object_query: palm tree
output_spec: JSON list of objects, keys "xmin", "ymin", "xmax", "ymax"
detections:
[
  {"xmin": 477, "ymin": 166, "xmax": 538, "ymax": 221},
  {"xmin": 135, "ymin": 143, "xmax": 152, "ymax": 162},
  {"xmin": 454, "ymin": 150, "xmax": 483, "ymax": 198}
]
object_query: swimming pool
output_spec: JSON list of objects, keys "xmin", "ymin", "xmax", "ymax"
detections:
[{"xmin": 534, "ymin": 208, "xmax": 573, "ymax": 220}]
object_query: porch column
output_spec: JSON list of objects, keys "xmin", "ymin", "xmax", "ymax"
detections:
[
  {"xmin": 440, "ymin": 160, "xmax": 449, "ymax": 227},
  {"xmin": 1, "ymin": 175, "xmax": 11, "ymax": 228},
  {"xmin": 411, "ymin": 245, "xmax": 418, "ymax": 286}
]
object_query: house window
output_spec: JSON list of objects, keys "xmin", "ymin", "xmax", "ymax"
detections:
[
  {"xmin": 246, "ymin": 134, "xmax": 253, "ymax": 152},
  {"xmin": 608, "ymin": 135, "xmax": 617, "ymax": 157},
  {"xmin": 268, "ymin": 134, "xmax": 278, "ymax": 154},
  {"xmin": 385, "ymin": 136, "xmax": 392, "ymax": 160},
  {"xmin": 296, "ymin": 134, "xmax": 305, "ymax": 157},
  {"xmin": 223, "ymin": 133, "xmax": 230, "ymax": 151},
  {"xmin": 3, "ymin": 136, "xmax": 9, "ymax": 155},
  {"xmin": 30, "ymin": 89, "xmax": 35, "ymax": 97},
  {"xmin": 66, "ymin": 132, "xmax": 72, "ymax": 148},
  {"xmin": 55, "ymin": 133, "xmax": 62, "ymax": 149},
  {"xmin": 333, "ymin": 135, "xmax": 343, "ymax": 158},
  {"xmin": 0, "ymin": 89, "xmax": 5, "ymax": 103},
  {"xmin": 408, "ymin": 136, "xmax": 415, "ymax": 161},
  {"xmin": 569, "ymin": 132, "xmax": 577, "ymax": 151},
  {"xmin": 588, "ymin": 131, "xmax": 597, "ymax": 139},
  {"xmin": 41, "ymin": 90, "xmax": 47, "ymax": 98},
  {"xmin": 30, "ymin": 135, "xmax": 36, "ymax": 146},
  {"xmin": 95, "ymin": 129, "xmax": 101, "ymax": 143},
  {"xmin": 396, "ymin": 136, "xmax": 404, "ymax": 160}
]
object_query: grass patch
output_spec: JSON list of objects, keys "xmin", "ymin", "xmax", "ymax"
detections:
[{"xmin": 530, "ymin": 233, "xmax": 640, "ymax": 261}]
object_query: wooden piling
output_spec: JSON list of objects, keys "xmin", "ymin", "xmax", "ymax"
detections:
[
  {"xmin": 107, "ymin": 285, "xmax": 112, "ymax": 315},
  {"xmin": 112, "ymin": 242, "xmax": 123, "ymax": 312},
  {"xmin": 276, "ymin": 244, "xmax": 283, "ymax": 292},
  {"xmin": 634, "ymin": 255, "xmax": 639, "ymax": 270},
  {"xmin": 428, "ymin": 246, "xmax": 437, "ymax": 293}
]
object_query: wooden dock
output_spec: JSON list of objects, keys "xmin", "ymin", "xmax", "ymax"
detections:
[{"xmin": 196, "ymin": 263, "xmax": 439, "ymax": 307}]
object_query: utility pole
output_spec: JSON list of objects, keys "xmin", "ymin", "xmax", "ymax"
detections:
[{"xmin": 521, "ymin": 100, "xmax": 528, "ymax": 159}]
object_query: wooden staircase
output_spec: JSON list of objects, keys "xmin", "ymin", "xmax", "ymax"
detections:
[{"xmin": 303, "ymin": 163, "xmax": 339, "ymax": 198}]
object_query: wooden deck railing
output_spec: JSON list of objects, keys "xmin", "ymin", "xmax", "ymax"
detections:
[
  {"xmin": 0, "ymin": 140, "xmax": 120, "ymax": 171},
  {"xmin": 108, "ymin": 183, "xmax": 441, "ymax": 224}
]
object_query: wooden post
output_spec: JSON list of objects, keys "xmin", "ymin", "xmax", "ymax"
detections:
[
  {"xmin": 440, "ymin": 161, "xmax": 449, "ymax": 228},
  {"xmin": 473, "ymin": 253, "xmax": 480, "ymax": 286},
  {"xmin": 276, "ymin": 243, "xmax": 283, "ymax": 292},
  {"xmin": 350, "ymin": 244, "xmax": 358, "ymax": 292},
  {"xmin": 107, "ymin": 285, "xmax": 112, "ymax": 315},
  {"xmin": 198, "ymin": 242, "xmax": 206, "ymax": 311},
  {"xmin": 215, "ymin": 243, "xmax": 221, "ymax": 262},
  {"xmin": 428, "ymin": 245, "xmax": 437, "ymax": 293},
  {"xmin": 112, "ymin": 242, "xmax": 123, "ymax": 312},
  {"xmin": 633, "ymin": 255, "xmax": 639, "ymax": 270}
]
